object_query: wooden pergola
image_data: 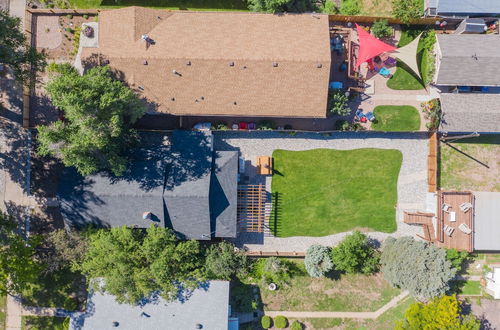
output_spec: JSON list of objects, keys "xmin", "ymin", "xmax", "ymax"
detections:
[{"xmin": 237, "ymin": 184, "xmax": 268, "ymax": 233}]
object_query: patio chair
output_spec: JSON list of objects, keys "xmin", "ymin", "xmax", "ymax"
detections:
[
  {"xmin": 379, "ymin": 67, "xmax": 392, "ymax": 78},
  {"xmin": 459, "ymin": 223, "xmax": 472, "ymax": 234},
  {"xmin": 460, "ymin": 202, "xmax": 472, "ymax": 212},
  {"xmin": 444, "ymin": 225, "xmax": 454, "ymax": 237},
  {"xmin": 365, "ymin": 112, "xmax": 375, "ymax": 122},
  {"xmin": 239, "ymin": 122, "xmax": 248, "ymax": 130},
  {"xmin": 354, "ymin": 109, "xmax": 365, "ymax": 122},
  {"xmin": 442, "ymin": 203, "xmax": 451, "ymax": 212},
  {"xmin": 384, "ymin": 57, "xmax": 397, "ymax": 66},
  {"xmin": 247, "ymin": 122, "xmax": 256, "ymax": 130}
]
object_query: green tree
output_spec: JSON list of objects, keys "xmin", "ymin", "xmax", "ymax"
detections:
[
  {"xmin": 248, "ymin": 0, "xmax": 316, "ymax": 13},
  {"xmin": 381, "ymin": 237, "xmax": 456, "ymax": 300},
  {"xmin": 77, "ymin": 225, "xmax": 205, "ymax": 304},
  {"xmin": 339, "ymin": 0, "xmax": 361, "ymax": 15},
  {"xmin": 331, "ymin": 231, "xmax": 380, "ymax": 275},
  {"xmin": 205, "ymin": 242, "xmax": 248, "ymax": 280},
  {"xmin": 392, "ymin": 0, "xmax": 422, "ymax": 24},
  {"xmin": 0, "ymin": 10, "xmax": 46, "ymax": 83},
  {"xmin": 328, "ymin": 91, "xmax": 351, "ymax": 116},
  {"xmin": 446, "ymin": 248, "xmax": 469, "ymax": 272},
  {"xmin": 305, "ymin": 245, "xmax": 333, "ymax": 278},
  {"xmin": 371, "ymin": 20, "xmax": 393, "ymax": 38},
  {"xmin": 38, "ymin": 229, "xmax": 88, "ymax": 273},
  {"xmin": 37, "ymin": 66, "xmax": 145, "ymax": 176},
  {"xmin": 396, "ymin": 295, "xmax": 480, "ymax": 330},
  {"xmin": 0, "ymin": 212, "xmax": 41, "ymax": 295}
]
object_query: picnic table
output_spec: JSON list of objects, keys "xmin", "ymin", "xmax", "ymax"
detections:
[{"xmin": 257, "ymin": 156, "xmax": 273, "ymax": 175}]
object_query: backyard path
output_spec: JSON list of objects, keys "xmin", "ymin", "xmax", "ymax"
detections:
[
  {"xmin": 215, "ymin": 131, "xmax": 428, "ymax": 252},
  {"xmin": 265, "ymin": 290, "xmax": 409, "ymax": 319}
]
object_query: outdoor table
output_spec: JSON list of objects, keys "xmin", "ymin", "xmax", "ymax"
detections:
[{"xmin": 257, "ymin": 156, "xmax": 273, "ymax": 175}]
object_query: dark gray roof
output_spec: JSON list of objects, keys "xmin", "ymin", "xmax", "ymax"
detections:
[
  {"xmin": 436, "ymin": 34, "xmax": 500, "ymax": 86},
  {"xmin": 436, "ymin": 0, "xmax": 500, "ymax": 15},
  {"xmin": 73, "ymin": 280, "xmax": 230, "ymax": 330},
  {"xmin": 439, "ymin": 93, "xmax": 500, "ymax": 132},
  {"xmin": 58, "ymin": 131, "xmax": 238, "ymax": 239},
  {"xmin": 474, "ymin": 192, "xmax": 500, "ymax": 251}
]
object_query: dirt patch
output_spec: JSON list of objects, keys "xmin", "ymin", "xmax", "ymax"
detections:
[{"xmin": 362, "ymin": 0, "xmax": 393, "ymax": 17}]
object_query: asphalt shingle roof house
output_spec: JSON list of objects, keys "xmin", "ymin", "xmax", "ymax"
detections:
[
  {"xmin": 58, "ymin": 131, "xmax": 238, "ymax": 240},
  {"xmin": 425, "ymin": 0, "xmax": 500, "ymax": 17},
  {"xmin": 81, "ymin": 7, "xmax": 332, "ymax": 118},
  {"xmin": 435, "ymin": 34, "xmax": 500, "ymax": 87},
  {"xmin": 71, "ymin": 280, "xmax": 234, "ymax": 330},
  {"xmin": 439, "ymin": 93, "xmax": 500, "ymax": 133}
]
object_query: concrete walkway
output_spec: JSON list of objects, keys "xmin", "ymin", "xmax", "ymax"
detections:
[{"xmin": 265, "ymin": 290, "xmax": 410, "ymax": 319}]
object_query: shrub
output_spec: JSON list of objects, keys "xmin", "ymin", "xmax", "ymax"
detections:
[
  {"xmin": 274, "ymin": 315, "xmax": 288, "ymax": 328},
  {"xmin": 291, "ymin": 320, "xmax": 303, "ymax": 330},
  {"xmin": 257, "ymin": 120, "xmax": 275, "ymax": 130},
  {"xmin": 83, "ymin": 14, "xmax": 89, "ymax": 19},
  {"xmin": 446, "ymin": 248, "xmax": 470, "ymax": 272},
  {"xmin": 328, "ymin": 91, "xmax": 351, "ymax": 116},
  {"xmin": 250, "ymin": 257, "xmax": 291, "ymax": 286},
  {"xmin": 392, "ymin": 0, "xmax": 421, "ymax": 24},
  {"xmin": 70, "ymin": 26, "xmax": 81, "ymax": 56},
  {"xmin": 340, "ymin": 0, "xmax": 361, "ymax": 15},
  {"xmin": 47, "ymin": 62, "xmax": 77, "ymax": 75},
  {"xmin": 372, "ymin": 20, "xmax": 393, "ymax": 38},
  {"xmin": 421, "ymin": 98, "xmax": 441, "ymax": 131},
  {"xmin": 261, "ymin": 315, "xmax": 272, "ymax": 329},
  {"xmin": 321, "ymin": 0, "xmax": 338, "ymax": 14},
  {"xmin": 331, "ymin": 231, "xmax": 380, "ymax": 275},
  {"xmin": 66, "ymin": 14, "xmax": 73, "ymax": 19},
  {"xmin": 205, "ymin": 242, "xmax": 248, "ymax": 280},
  {"xmin": 305, "ymin": 245, "xmax": 333, "ymax": 278},
  {"xmin": 212, "ymin": 122, "xmax": 229, "ymax": 130},
  {"xmin": 381, "ymin": 237, "xmax": 456, "ymax": 300},
  {"xmin": 248, "ymin": 0, "xmax": 316, "ymax": 13},
  {"xmin": 334, "ymin": 119, "xmax": 350, "ymax": 131}
]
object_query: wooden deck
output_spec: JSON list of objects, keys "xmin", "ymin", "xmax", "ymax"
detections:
[{"xmin": 436, "ymin": 191, "xmax": 474, "ymax": 252}]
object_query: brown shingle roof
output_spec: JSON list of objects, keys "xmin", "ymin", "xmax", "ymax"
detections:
[{"xmin": 82, "ymin": 7, "xmax": 331, "ymax": 118}]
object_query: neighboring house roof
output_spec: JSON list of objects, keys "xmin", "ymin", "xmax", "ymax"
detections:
[
  {"xmin": 473, "ymin": 192, "xmax": 500, "ymax": 251},
  {"xmin": 58, "ymin": 131, "xmax": 238, "ymax": 239},
  {"xmin": 435, "ymin": 34, "xmax": 500, "ymax": 86},
  {"xmin": 435, "ymin": 0, "xmax": 500, "ymax": 16},
  {"xmin": 439, "ymin": 93, "xmax": 500, "ymax": 132},
  {"xmin": 81, "ymin": 7, "xmax": 331, "ymax": 118},
  {"xmin": 72, "ymin": 280, "xmax": 230, "ymax": 330}
]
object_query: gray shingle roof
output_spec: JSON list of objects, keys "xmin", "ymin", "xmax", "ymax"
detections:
[
  {"xmin": 473, "ymin": 192, "xmax": 500, "ymax": 251},
  {"xmin": 439, "ymin": 93, "xmax": 500, "ymax": 132},
  {"xmin": 73, "ymin": 280, "xmax": 230, "ymax": 330},
  {"xmin": 436, "ymin": 34, "xmax": 500, "ymax": 86},
  {"xmin": 437, "ymin": 0, "xmax": 500, "ymax": 15}
]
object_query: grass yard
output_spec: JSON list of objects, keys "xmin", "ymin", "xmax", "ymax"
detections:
[
  {"xmin": 372, "ymin": 105, "xmax": 420, "ymax": 132},
  {"xmin": 0, "ymin": 294, "xmax": 6, "ymax": 330},
  {"xmin": 387, "ymin": 27, "xmax": 434, "ymax": 91},
  {"xmin": 452, "ymin": 280, "xmax": 482, "ymax": 296},
  {"xmin": 360, "ymin": 0, "xmax": 393, "ymax": 16},
  {"xmin": 440, "ymin": 135, "xmax": 500, "ymax": 191},
  {"xmin": 259, "ymin": 260, "xmax": 400, "ymax": 312},
  {"xmin": 21, "ymin": 316, "xmax": 69, "ymax": 330},
  {"xmin": 271, "ymin": 149, "xmax": 401, "ymax": 237},
  {"xmin": 68, "ymin": 0, "xmax": 249, "ymax": 10}
]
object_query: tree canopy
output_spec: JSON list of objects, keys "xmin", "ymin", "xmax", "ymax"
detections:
[
  {"xmin": 37, "ymin": 65, "xmax": 145, "ymax": 176},
  {"xmin": 396, "ymin": 295, "xmax": 480, "ymax": 330},
  {"xmin": 392, "ymin": 0, "xmax": 422, "ymax": 24},
  {"xmin": 76, "ymin": 225, "xmax": 205, "ymax": 304},
  {"xmin": 0, "ymin": 212, "xmax": 41, "ymax": 295},
  {"xmin": 248, "ymin": 0, "xmax": 316, "ymax": 13},
  {"xmin": 0, "ymin": 10, "xmax": 46, "ymax": 83},
  {"xmin": 38, "ymin": 229, "xmax": 88, "ymax": 274},
  {"xmin": 205, "ymin": 242, "xmax": 248, "ymax": 280},
  {"xmin": 304, "ymin": 245, "xmax": 333, "ymax": 278},
  {"xmin": 331, "ymin": 231, "xmax": 380, "ymax": 275},
  {"xmin": 381, "ymin": 237, "xmax": 456, "ymax": 300}
]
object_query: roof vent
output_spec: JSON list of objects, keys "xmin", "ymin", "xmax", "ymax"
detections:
[
  {"xmin": 186, "ymin": 61, "xmax": 191, "ymax": 66},
  {"xmin": 200, "ymin": 96, "xmax": 204, "ymax": 100},
  {"xmin": 272, "ymin": 62, "xmax": 278, "ymax": 67},
  {"xmin": 143, "ymin": 60, "xmax": 148, "ymax": 65},
  {"xmin": 195, "ymin": 324, "xmax": 203, "ymax": 329},
  {"xmin": 233, "ymin": 101, "xmax": 237, "ymax": 105},
  {"xmin": 112, "ymin": 321, "xmax": 119, "ymax": 327},
  {"xmin": 229, "ymin": 61, "xmax": 235, "ymax": 67},
  {"xmin": 138, "ymin": 86, "xmax": 144, "ymax": 91},
  {"xmin": 317, "ymin": 63, "xmax": 322, "ymax": 68},
  {"xmin": 172, "ymin": 70, "xmax": 182, "ymax": 76},
  {"xmin": 472, "ymin": 53, "xmax": 478, "ymax": 60},
  {"xmin": 171, "ymin": 97, "xmax": 175, "ymax": 101},
  {"xmin": 243, "ymin": 66, "xmax": 247, "ymax": 69},
  {"xmin": 143, "ymin": 212, "xmax": 152, "ymax": 220}
]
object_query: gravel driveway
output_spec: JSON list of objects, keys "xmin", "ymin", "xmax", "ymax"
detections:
[{"xmin": 214, "ymin": 131, "xmax": 428, "ymax": 252}]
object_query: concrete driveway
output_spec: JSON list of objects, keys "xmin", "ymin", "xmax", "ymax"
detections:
[{"xmin": 471, "ymin": 299, "xmax": 500, "ymax": 329}]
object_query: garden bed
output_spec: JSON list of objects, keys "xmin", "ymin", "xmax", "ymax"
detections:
[
  {"xmin": 67, "ymin": 0, "xmax": 248, "ymax": 10},
  {"xmin": 21, "ymin": 316, "xmax": 69, "ymax": 330},
  {"xmin": 271, "ymin": 148, "xmax": 401, "ymax": 237},
  {"xmin": 372, "ymin": 105, "xmax": 420, "ymax": 132}
]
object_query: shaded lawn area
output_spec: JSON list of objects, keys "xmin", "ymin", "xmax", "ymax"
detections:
[
  {"xmin": 372, "ymin": 105, "xmax": 420, "ymax": 132},
  {"xmin": 439, "ymin": 135, "xmax": 500, "ymax": 191},
  {"xmin": 21, "ymin": 316, "xmax": 69, "ymax": 330},
  {"xmin": 387, "ymin": 27, "xmax": 431, "ymax": 91},
  {"xmin": 21, "ymin": 269, "xmax": 85, "ymax": 310},
  {"xmin": 301, "ymin": 296, "xmax": 415, "ymax": 329},
  {"xmin": 452, "ymin": 280, "xmax": 482, "ymax": 296},
  {"xmin": 69, "ymin": 0, "xmax": 249, "ymax": 10},
  {"xmin": 0, "ymin": 294, "xmax": 6, "ymax": 330},
  {"xmin": 259, "ymin": 260, "xmax": 400, "ymax": 312},
  {"xmin": 271, "ymin": 149, "xmax": 401, "ymax": 237}
]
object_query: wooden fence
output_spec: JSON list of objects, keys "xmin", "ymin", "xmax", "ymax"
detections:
[
  {"xmin": 26, "ymin": 8, "xmax": 101, "ymax": 14},
  {"xmin": 245, "ymin": 251, "xmax": 305, "ymax": 257},
  {"xmin": 428, "ymin": 132, "xmax": 439, "ymax": 192},
  {"xmin": 328, "ymin": 14, "xmax": 462, "ymax": 26}
]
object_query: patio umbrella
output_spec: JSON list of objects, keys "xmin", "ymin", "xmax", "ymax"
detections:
[
  {"xmin": 390, "ymin": 33, "xmax": 423, "ymax": 81},
  {"xmin": 355, "ymin": 24, "xmax": 396, "ymax": 68}
]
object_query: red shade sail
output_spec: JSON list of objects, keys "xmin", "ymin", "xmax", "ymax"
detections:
[{"xmin": 355, "ymin": 24, "xmax": 396, "ymax": 68}]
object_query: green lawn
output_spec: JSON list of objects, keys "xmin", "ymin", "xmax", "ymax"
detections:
[
  {"xmin": 372, "ymin": 105, "xmax": 420, "ymax": 132},
  {"xmin": 21, "ymin": 316, "xmax": 69, "ymax": 330},
  {"xmin": 453, "ymin": 280, "xmax": 482, "ymax": 296},
  {"xmin": 271, "ymin": 149, "xmax": 401, "ymax": 237},
  {"xmin": 0, "ymin": 294, "xmax": 6, "ymax": 330},
  {"xmin": 387, "ymin": 28, "xmax": 433, "ymax": 91},
  {"xmin": 257, "ymin": 260, "xmax": 400, "ymax": 312},
  {"xmin": 69, "ymin": 0, "xmax": 249, "ymax": 10},
  {"xmin": 439, "ymin": 135, "xmax": 500, "ymax": 191}
]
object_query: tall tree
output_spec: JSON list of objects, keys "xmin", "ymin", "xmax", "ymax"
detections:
[
  {"xmin": 331, "ymin": 231, "xmax": 379, "ymax": 275},
  {"xmin": 38, "ymin": 229, "xmax": 88, "ymax": 274},
  {"xmin": 392, "ymin": 0, "xmax": 422, "ymax": 24},
  {"xmin": 0, "ymin": 10, "xmax": 46, "ymax": 83},
  {"xmin": 381, "ymin": 237, "xmax": 456, "ymax": 300},
  {"xmin": 0, "ymin": 212, "xmax": 41, "ymax": 295},
  {"xmin": 77, "ymin": 225, "xmax": 205, "ymax": 304},
  {"xmin": 396, "ymin": 295, "xmax": 480, "ymax": 330},
  {"xmin": 205, "ymin": 242, "xmax": 248, "ymax": 280},
  {"xmin": 37, "ymin": 65, "xmax": 145, "ymax": 176}
]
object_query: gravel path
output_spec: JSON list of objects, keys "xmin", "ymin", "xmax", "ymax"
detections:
[{"xmin": 214, "ymin": 131, "xmax": 428, "ymax": 252}]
